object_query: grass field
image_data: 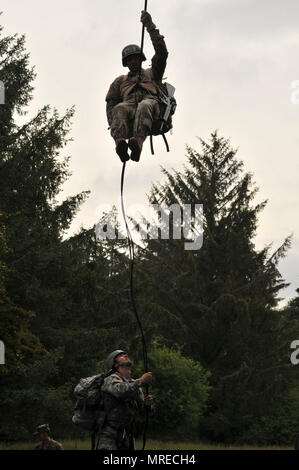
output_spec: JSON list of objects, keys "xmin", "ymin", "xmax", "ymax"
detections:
[{"xmin": 0, "ymin": 439, "xmax": 293, "ymax": 451}]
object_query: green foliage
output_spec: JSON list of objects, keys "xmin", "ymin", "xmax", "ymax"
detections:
[
  {"xmin": 0, "ymin": 16, "xmax": 297, "ymax": 448},
  {"xmin": 0, "ymin": 20, "xmax": 132, "ymax": 440},
  {"xmin": 0, "ymin": 349, "xmax": 73, "ymax": 441},
  {"xmin": 133, "ymin": 342, "xmax": 210, "ymax": 439},
  {"xmin": 239, "ymin": 386, "xmax": 299, "ymax": 445},
  {"xmin": 0, "ymin": 211, "xmax": 45, "ymax": 373},
  {"xmin": 139, "ymin": 132, "xmax": 293, "ymax": 443}
]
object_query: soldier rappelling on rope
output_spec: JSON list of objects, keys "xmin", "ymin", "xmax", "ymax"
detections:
[
  {"xmin": 98, "ymin": 5, "xmax": 176, "ymax": 451},
  {"xmin": 106, "ymin": 10, "xmax": 176, "ymax": 162}
]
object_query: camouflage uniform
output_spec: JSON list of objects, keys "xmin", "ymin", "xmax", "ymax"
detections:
[
  {"xmin": 106, "ymin": 27, "xmax": 168, "ymax": 142},
  {"xmin": 33, "ymin": 424, "xmax": 64, "ymax": 450},
  {"xmin": 35, "ymin": 440, "xmax": 64, "ymax": 450},
  {"xmin": 95, "ymin": 372, "xmax": 146, "ymax": 450}
]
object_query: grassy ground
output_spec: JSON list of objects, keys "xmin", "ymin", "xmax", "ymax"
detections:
[{"xmin": 0, "ymin": 439, "xmax": 293, "ymax": 451}]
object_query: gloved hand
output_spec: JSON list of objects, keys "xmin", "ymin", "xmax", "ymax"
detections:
[
  {"xmin": 141, "ymin": 10, "xmax": 156, "ymax": 31},
  {"xmin": 144, "ymin": 394, "xmax": 154, "ymax": 406},
  {"xmin": 138, "ymin": 372, "xmax": 152, "ymax": 384}
]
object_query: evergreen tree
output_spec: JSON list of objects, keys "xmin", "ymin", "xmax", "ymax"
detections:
[
  {"xmin": 0, "ymin": 21, "xmax": 133, "ymax": 440},
  {"xmin": 140, "ymin": 132, "xmax": 292, "ymax": 442},
  {"xmin": 286, "ymin": 288, "xmax": 299, "ymax": 313},
  {"xmin": 0, "ymin": 210, "xmax": 45, "ymax": 372}
]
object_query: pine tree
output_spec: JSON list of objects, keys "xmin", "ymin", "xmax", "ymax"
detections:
[
  {"xmin": 140, "ymin": 131, "xmax": 292, "ymax": 442},
  {"xmin": 0, "ymin": 211, "xmax": 45, "ymax": 372},
  {"xmin": 0, "ymin": 20, "xmax": 90, "ymax": 313},
  {"xmin": 0, "ymin": 20, "xmax": 133, "ymax": 440}
]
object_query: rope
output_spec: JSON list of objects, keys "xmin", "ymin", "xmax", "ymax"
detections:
[
  {"xmin": 138, "ymin": 0, "xmax": 172, "ymax": 157},
  {"xmin": 118, "ymin": 1, "xmax": 151, "ymax": 450},
  {"xmin": 138, "ymin": 0, "xmax": 148, "ymax": 81},
  {"xmin": 120, "ymin": 161, "xmax": 149, "ymax": 451}
]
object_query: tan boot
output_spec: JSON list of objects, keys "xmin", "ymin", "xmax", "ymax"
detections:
[
  {"xmin": 115, "ymin": 139, "xmax": 129, "ymax": 163},
  {"xmin": 128, "ymin": 137, "xmax": 145, "ymax": 162}
]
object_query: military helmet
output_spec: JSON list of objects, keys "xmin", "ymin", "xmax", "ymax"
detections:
[
  {"xmin": 33, "ymin": 424, "xmax": 50, "ymax": 436},
  {"xmin": 122, "ymin": 44, "xmax": 146, "ymax": 67},
  {"xmin": 105, "ymin": 349, "xmax": 127, "ymax": 371}
]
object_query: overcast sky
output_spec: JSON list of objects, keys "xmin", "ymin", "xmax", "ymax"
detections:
[{"xmin": 1, "ymin": 0, "xmax": 299, "ymax": 306}]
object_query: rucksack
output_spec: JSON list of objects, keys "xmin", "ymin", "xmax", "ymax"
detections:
[
  {"xmin": 150, "ymin": 82, "xmax": 177, "ymax": 155},
  {"xmin": 72, "ymin": 373, "xmax": 108, "ymax": 431}
]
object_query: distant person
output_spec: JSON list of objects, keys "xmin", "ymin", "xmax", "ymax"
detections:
[
  {"xmin": 34, "ymin": 424, "xmax": 64, "ymax": 450},
  {"xmin": 95, "ymin": 350, "xmax": 153, "ymax": 450}
]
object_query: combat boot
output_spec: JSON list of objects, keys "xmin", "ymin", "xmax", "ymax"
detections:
[
  {"xmin": 116, "ymin": 139, "xmax": 130, "ymax": 163},
  {"xmin": 128, "ymin": 137, "xmax": 145, "ymax": 162}
]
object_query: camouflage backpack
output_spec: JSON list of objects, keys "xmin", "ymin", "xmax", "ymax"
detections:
[
  {"xmin": 150, "ymin": 82, "xmax": 177, "ymax": 155},
  {"xmin": 72, "ymin": 373, "xmax": 108, "ymax": 431}
]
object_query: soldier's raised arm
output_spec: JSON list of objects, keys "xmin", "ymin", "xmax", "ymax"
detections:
[
  {"xmin": 101, "ymin": 374, "xmax": 142, "ymax": 400},
  {"xmin": 141, "ymin": 11, "xmax": 168, "ymax": 82},
  {"xmin": 101, "ymin": 372, "xmax": 152, "ymax": 400}
]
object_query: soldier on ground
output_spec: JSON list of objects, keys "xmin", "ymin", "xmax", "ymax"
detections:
[
  {"xmin": 95, "ymin": 349, "xmax": 153, "ymax": 450},
  {"xmin": 106, "ymin": 10, "xmax": 168, "ymax": 162},
  {"xmin": 34, "ymin": 424, "xmax": 64, "ymax": 450}
]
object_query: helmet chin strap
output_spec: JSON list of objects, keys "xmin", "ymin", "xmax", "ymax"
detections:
[{"xmin": 115, "ymin": 360, "xmax": 133, "ymax": 368}]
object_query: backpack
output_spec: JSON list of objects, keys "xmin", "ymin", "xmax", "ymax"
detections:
[
  {"xmin": 72, "ymin": 373, "xmax": 108, "ymax": 431},
  {"xmin": 150, "ymin": 82, "xmax": 177, "ymax": 155}
]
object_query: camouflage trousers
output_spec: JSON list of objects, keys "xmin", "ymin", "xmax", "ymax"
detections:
[
  {"xmin": 110, "ymin": 89, "xmax": 160, "ymax": 142},
  {"xmin": 95, "ymin": 424, "xmax": 135, "ymax": 451}
]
